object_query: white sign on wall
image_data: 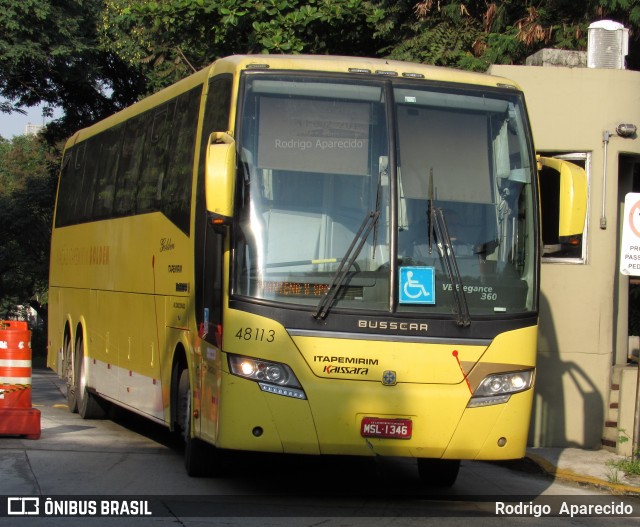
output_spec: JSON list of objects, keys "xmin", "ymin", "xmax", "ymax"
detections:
[{"xmin": 620, "ymin": 192, "xmax": 640, "ymax": 276}]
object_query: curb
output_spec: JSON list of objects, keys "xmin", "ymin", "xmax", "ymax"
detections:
[{"xmin": 526, "ymin": 453, "xmax": 640, "ymax": 495}]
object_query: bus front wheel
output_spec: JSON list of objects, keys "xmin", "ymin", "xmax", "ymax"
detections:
[
  {"xmin": 177, "ymin": 368, "xmax": 219, "ymax": 477},
  {"xmin": 417, "ymin": 458, "xmax": 460, "ymax": 487}
]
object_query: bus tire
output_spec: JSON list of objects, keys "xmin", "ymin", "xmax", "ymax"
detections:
[
  {"xmin": 178, "ymin": 368, "xmax": 210, "ymax": 477},
  {"xmin": 64, "ymin": 336, "xmax": 78, "ymax": 414},
  {"xmin": 75, "ymin": 334, "xmax": 106, "ymax": 420},
  {"xmin": 417, "ymin": 458, "xmax": 460, "ymax": 487}
]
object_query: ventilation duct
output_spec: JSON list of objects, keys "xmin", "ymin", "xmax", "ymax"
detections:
[{"xmin": 588, "ymin": 20, "xmax": 629, "ymax": 69}]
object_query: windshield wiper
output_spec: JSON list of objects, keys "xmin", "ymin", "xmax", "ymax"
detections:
[
  {"xmin": 432, "ymin": 208, "xmax": 471, "ymax": 327},
  {"xmin": 371, "ymin": 156, "xmax": 387, "ymax": 253},
  {"xmin": 313, "ymin": 209, "xmax": 380, "ymax": 320},
  {"xmin": 427, "ymin": 169, "xmax": 435, "ymax": 254},
  {"xmin": 427, "ymin": 171, "xmax": 471, "ymax": 327}
]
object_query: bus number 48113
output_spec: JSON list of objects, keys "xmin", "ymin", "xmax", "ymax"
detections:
[{"xmin": 235, "ymin": 327, "xmax": 276, "ymax": 343}]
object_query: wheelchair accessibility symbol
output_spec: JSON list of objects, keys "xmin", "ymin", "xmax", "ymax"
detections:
[{"xmin": 399, "ymin": 267, "xmax": 435, "ymax": 304}]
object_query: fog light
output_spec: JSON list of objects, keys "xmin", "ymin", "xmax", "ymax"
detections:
[
  {"xmin": 497, "ymin": 437, "xmax": 507, "ymax": 447},
  {"xmin": 252, "ymin": 427, "xmax": 263, "ymax": 437}
]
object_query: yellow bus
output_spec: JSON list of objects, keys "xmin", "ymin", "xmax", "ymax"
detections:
[{"xmin": 48, "ymin": 55, "xmax": 586, "ymax": 486}]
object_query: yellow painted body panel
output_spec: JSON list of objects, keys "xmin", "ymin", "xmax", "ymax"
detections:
[
  {"xmin": 446, "ymin": 390, "xmax": 534, "ymax": 459},
  {"xmin": 47, "ymin": 213, "xmax": 191, "ymax": 422},
  {"xmin": 293, "ymin": 335, "xmax": 484, "ymax": 384},
  {"xmin": 217, "ymin": 310, "xmax": 537, "ymax": 460},
  {"xmin": 48, "ymin": 214, "xmax": 192, "ymax": 296},
  {"xmin": 217, "ymin": 373, "xmax": 321, "ymax": 454},
  {"xmin": 197, "ymin": 339, "xmax": 223, "ymax": 443}
]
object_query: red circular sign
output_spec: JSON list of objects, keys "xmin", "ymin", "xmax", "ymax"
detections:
[{"xmin": 629, "ymin": 200, "xmax": 640, "ymax": 238}]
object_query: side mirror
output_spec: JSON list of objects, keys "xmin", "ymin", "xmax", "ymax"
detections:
[
  {"xmin": 538, "ymin": 156, "xmax": 587, "ymax": 240},
  {"xmin": 205, "ymin": 132, "xmax": 236, "ymax": 219}
]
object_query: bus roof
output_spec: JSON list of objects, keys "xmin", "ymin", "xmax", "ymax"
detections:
[
  {"xmin": 64, "ymin": 54, "xmax": 521, "ymax": 149},
  {"xmin": 215, "ymin": 54, "xmax": 518, "ymax": 89}
]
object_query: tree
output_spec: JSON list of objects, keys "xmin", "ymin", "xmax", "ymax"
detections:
[
  {"xmin": 100, "ymin": 0, "xmax": 384, "ymax": 93},
  {"xmin": 0, "ymin": 0, "xmax": 146, "ymax": 139},
  {"xmin": 4, "ymin": 1, "xmax": 639, "ymax": 139},
  {"xmin": 374, "ymin": 0, "xmax": 640, "ymax": 71},
  {"xmin": 0, "ymin": 135, "xmax": 57, "ymax": 329}
]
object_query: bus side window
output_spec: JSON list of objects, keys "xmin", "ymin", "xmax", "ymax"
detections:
[
  {"xmin": 92, "ymin": 127, "xmax": 123, "ymax": 220},
  {"xmin": 80, "ymin": 138, "xmax": 100, "ymax": 223},
  {"xmin": 54, "ymin": 150, "xmax": 78, "ymax": 227},
  {"xmin": 161, "ymin": 88, "xmax": 200, "ymax": 235},
  {"xmin": 115, "ymin": 113, "xmax": 149, "ymax": 217},
  {"xmin": 138, "ymin": 103, "xmax": 174, "ymax": 214}
]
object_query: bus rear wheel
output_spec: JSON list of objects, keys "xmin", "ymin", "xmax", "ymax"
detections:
[
  {"xmin": 75, "ymin": 334, "xmax": 106, "ymax": 419},
  {"xmin": 417, "ymin": 458, "xmax": 460, "ymax": 487},
  {"xmin": 64, "ymin": 336, "xmax": 78, "ymax": 413}
]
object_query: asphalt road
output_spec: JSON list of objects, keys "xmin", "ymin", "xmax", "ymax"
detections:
[{"xmin": 0, "ymin": 370, "xmax": 638, "ymax": 526}]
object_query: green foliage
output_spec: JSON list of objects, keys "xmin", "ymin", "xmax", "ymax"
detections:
[
  {"xmin": 618, "ymin": 428, "xmax": 631, "ymax": 444},
  {"xmin": 100, "ymin": 0, "xmax": 382, "ymax": 93},
  {"xmin": 611, "ymin": 457, "xmax": 640, "ymax": 476},
  {"xmin": 610, "ymin": 430, "xmax": 640, "ymax": 476},
  {"xmin": 374, "ymin": 0, "xmax": 640, "ymax": 70},
  {"xmin": 4, "ymin": 0, "xmax": 638, "ymax": 123},
  {"xmin": 0, "ymin": 135, "xmax": 57, "ymax": 326},
  {"xmin": 0, "ymin": 0, "xmax": 146, "ymax": 139},
  {"xmin": 4, "ymin": 0, "xmax": 640, "ymax": 135}
]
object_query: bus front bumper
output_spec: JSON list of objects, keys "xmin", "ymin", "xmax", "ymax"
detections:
[{"xmin": 215, "ymin": 373, "xmax": 533, "ymax": 461}]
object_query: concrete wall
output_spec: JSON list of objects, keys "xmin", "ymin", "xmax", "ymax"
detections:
[{"xmin": 488, "ymin": 65, "xmax": 640, "ymax": 448}]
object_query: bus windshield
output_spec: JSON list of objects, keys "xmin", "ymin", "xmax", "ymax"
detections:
[{"xmin": 233, "ymin": 73, "xmax": 537, "ymax": 318}]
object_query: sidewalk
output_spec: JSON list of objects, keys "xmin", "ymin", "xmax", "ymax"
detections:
[{"xmin": 526, "ymin": 447, "xmax": 640, "ymax": 494}]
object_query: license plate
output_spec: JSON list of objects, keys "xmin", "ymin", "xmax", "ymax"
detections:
[{"xmin": 360, "ymin": 417, "xmax": 412, "ymax": 439}]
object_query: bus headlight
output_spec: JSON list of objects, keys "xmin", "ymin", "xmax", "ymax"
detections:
[
  {"xmin": 467, "ymin": 369, "xmax": 534, "ymax": 408},
  {"xmin": 228, "ymin": 355, "xmax": 306, "ymax": 400}
]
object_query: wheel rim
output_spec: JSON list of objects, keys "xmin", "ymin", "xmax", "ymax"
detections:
[
  {"xmin": 65, "ymin": 339, "xmax": 74, "ymax": 394},
  {"xmin": 183, "ymin": 387, "xmax": 191, "ymax": 443},
  {"xmin": 77, "ymin": 338, "xmax": 86, "ymax": 406},
  {"xmin": 178, "ymin": 370, "xmax": 191, "ymax": 443}
]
